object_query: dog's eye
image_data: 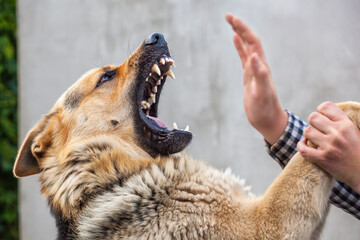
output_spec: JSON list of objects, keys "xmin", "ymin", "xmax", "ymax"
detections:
[{"xmin": 96, "ymin": 69, "xmax": 117, "ymax": 88}]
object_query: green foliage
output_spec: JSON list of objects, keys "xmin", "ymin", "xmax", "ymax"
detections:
[{"xmin": 0, "ymin": 0, "xmax": 19, "ymax": 239}]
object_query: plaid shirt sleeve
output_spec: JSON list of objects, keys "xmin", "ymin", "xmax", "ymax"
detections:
[{"xmin": 265, "ymin": 110, "xmax": 360, "ymax": 220}]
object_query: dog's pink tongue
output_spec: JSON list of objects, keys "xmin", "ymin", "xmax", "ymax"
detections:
[{"xmin": 147, "ymin": 116, "xmax": 166, "ymax": 127}]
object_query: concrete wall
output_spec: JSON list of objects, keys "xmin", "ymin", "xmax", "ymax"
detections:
[{"xmin": 18, "ymin": 0, "xmax": 360, "ymax": 239}]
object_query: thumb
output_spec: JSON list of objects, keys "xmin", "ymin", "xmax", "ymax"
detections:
[
  {"xmin": 297, "ymin": 138, "xmax": 318, "ymax": 161},
  {"xmin": 250, "ymin": 53, "xmax": 269, "ymax": 80}
]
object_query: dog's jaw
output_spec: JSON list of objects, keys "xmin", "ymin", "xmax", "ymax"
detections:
[{"xmin": 131, "ymin": 34, "xmax": 192, "ymax": 158}]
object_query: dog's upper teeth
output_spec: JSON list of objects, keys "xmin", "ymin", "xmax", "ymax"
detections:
[
  {"xmin": 173, "ymin": 122, "xmax": 178, "ymax": 130},
  {"xmin": 157, "ymin": 79, "xmax": 162, "ymax": 85},
  {"xmin": 160, "ymin": 58, "xmax": 165, "ymax": 65},
  {"xmin": 152, "ymin": 64, "xmax": 161, "ymax": 76},
  {"xmin": 184, "ymin": 125, "xmax": 190, "ymax": 132},
  {"xmin": 168, "ymin": 58, "xmax": 175, "ymax": 67},
  {"xmin": 150, "ymin": 93, "xmax": 156, "ymax": 103},
  {"xmin": 153, "ymin": 86, "xmax": 158, "ymax": 93},
  {"xmin": 165, "ymin": 70, "xmax": 175, "ymax": 79}
]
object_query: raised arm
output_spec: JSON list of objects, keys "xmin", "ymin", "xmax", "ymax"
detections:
[{"xmin": 225, "ymin": 13, "xmax": 288, "ymax": 145}]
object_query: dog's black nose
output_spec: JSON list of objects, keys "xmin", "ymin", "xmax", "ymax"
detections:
[{"xmin": 144, "ymin": 33, "xmax": 166, "ymax": 46}]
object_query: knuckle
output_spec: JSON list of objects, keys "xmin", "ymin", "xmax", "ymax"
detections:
[
  {"xmin": 330, "ymin": 128, "xmax": 346, "ymax": 145},
  {"xmin": 308, "ymin": 112, "xmax": 319, "ymax": 124},
  {"xmin": 317, "ymin": 101, "xmax": 333, "ymax": 112},
  {"xmin": 257, "ymin": 66, "xmax": 269, "ymax": 78},
  {"xmin": 304, "ymin": 126, "xmax": 312, "ymax": 136}
]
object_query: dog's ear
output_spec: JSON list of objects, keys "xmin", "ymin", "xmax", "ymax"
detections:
[{"xmin": 13, "ymin": 112, "xmax": 57, "ymax": 177}]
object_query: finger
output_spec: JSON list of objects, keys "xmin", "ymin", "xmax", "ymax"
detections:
[
  {"xmin": 226, "ymin": 13, "xmax": 256, "ymax": 43},
  {"xmin": 317, "ymin": 101, "xmax": 347, "ymax": 122},
  {"xmin": 229, "ymin": 16, "xmax": 258, "ymax": 45},
  {"xmin": 226, "ymin": 13, "xmax": 267, "ymax": 62},
  {"xmin": 243, "ymin": 60, "xmax": 253, "ymax": 86},
  {"xmin": 250, "ymin": 53, "xmax": 268, "ymax": 80},
  {"xmin": 233, "ymin": 34, "xmax": 248, "ymax": 67},
  {"xmin": 307, "ymin": 111, "xmax": 334, "ymax": 134},
  {"xmin": 225, "ymin": 13, "xmax": 234, "ymax": 25},
  {"xmin": 303, "ymin": 125, "xmax": 328, "ymax": 148},
  {"xmin": 297, "ymin": 139, "xmax": 324, "ymax": 162}
]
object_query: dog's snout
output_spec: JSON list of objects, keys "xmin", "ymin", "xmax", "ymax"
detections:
[{"xmin": 144, "ymin": 33, "xmax": 166, "ymax": 46}]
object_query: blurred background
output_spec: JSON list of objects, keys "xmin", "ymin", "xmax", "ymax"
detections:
[
  {"xmin": 0, "ymin": 0, "xmax": 18, "ymax": 239},
  {"xmin": 1, "ymin": 0, "xmax": 360, "ymax": 239}
]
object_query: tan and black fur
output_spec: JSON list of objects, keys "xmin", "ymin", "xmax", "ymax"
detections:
[{"xmin": 14, "ymin": 33, "xmax": 360, "ymax": 239}]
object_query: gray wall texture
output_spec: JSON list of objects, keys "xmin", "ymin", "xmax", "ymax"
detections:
[{"xmin": 18, "ymin": 0, "xmax": 360, "ymax": 239}]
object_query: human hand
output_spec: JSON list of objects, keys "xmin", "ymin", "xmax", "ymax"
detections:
[
  {"xmin": 297, "ymin": 101, "xmax": 360, "ymax": 193},
  {"xmin": 225, "ymin": 13, "xmax": 288, "ymax": 145}
]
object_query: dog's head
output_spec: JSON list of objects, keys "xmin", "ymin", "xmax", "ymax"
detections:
[{"xmin": 14, "ymin": 33, "xmax": 192, "ymax": 177}]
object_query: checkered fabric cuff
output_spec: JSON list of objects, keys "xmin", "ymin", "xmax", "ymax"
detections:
[
  {"xmin": 265, "ymin": 110, "xmax": 307, "ymax": 168},
  {"xmin": 330, "ymin": 181, "xmax": 360, "ymax": 220}
]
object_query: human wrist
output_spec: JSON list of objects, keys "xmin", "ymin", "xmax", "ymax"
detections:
[
  {"xmin": 354, "ymin": 183, "xmax": 360, "ymax": 194},
  {"xmin": 261, "ymin": 110, "xmax": 288, "ymax": 145}
]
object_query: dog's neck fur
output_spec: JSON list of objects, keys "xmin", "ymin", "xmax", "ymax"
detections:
[{"xmin": 39, "ymin": 136, "xmax": 154, "ymax": 219}]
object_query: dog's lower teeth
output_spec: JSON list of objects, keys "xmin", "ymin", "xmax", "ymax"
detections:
[
  {"xmin": 173, "ymin": 122, "xmax": 178, "ymax": 130},
  {"xmin": 141, "ymin": 101, "xmax": 151, "ymax": 109}
]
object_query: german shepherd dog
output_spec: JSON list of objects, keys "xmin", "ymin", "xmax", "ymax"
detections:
[{"xmin": 14, "ymin": 33, "xmax": 360, "ymax": 239}]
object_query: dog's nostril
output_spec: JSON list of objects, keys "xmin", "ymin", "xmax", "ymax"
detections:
[{"xmin": 144, "ymin": 33, "xmax": 166, "ymax": 46}]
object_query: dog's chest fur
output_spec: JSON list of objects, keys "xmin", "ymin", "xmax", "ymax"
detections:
[{"xmin": 39, "ymin": 139, "xmax": 254, "ymax": 239}]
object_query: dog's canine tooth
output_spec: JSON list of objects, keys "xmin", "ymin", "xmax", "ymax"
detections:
[
  {"xmin": 173, "ymin": 122, "xmax": 178, "ymax": 130},
  {"xmin": 165, "ymin": 70, "xmax": 175, "ymax": 79},
  {"xmin": 184, "ymin": 125, "xmax": 190, "ymax": 132},
  {"xmin": 160, "ymin": 58, "xmax": 165, "ymax": 65},
  {"xmin": 145, "ymin": 77, "xmax": 149, "ymax": 82},
  {"xmin": 152, "ymin": 64, "xmax": 161, "ymax": 76}
]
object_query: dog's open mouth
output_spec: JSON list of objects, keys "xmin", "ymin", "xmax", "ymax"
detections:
[
  {"xmin": 133, "ymin": 33, "xmax": 192, "ymax": 157},
  {"xmin": 140, "ymin": 55, "xmax": 176, "ymax": 127}
]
